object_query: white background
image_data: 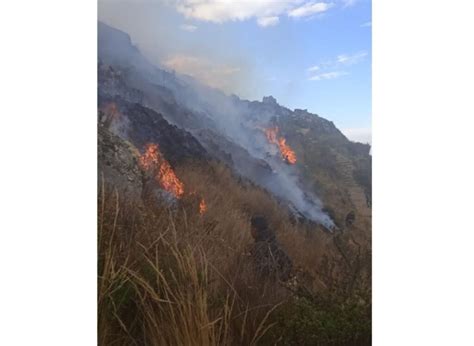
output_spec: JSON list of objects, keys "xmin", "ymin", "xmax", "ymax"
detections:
[{"xmin": 1, "ymin": 0, "xmax": 473, "ymax": 345}]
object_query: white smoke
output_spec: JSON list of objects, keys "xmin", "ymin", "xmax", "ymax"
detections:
[
  {"xmin": 166, "ymin": 82, "xmax": 336, "ymax": 229},
  {"xmin": 98, "ymin": 21, "xmax": 335, "ymax": 229}
]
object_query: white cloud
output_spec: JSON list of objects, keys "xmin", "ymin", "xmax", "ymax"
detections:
[
  {"xmin": 288, "ymin": 2, "xmax": 333, "ymax": 18},
  {"xmin": 162, "ymin": 54, "xmax": 241, "ymax": 91},
  {"xmin": 306, "ymin": 51, "xmax": 367, "ymax": 81},
  {"xmin": 307, "ymin": 51, "xmax": 368, "ymax": 72},
  {"xmin": 341, "ymin": 127, "xmax": 372, "ymax": 144},
  {"xmin": 341, "ymin": 0, "xmax": 357, "ymax": 8},
  {"xmin": 173, "ymin": 0, "xmax": 334, "ymax": 25},
  {"xmin": 361, "ymin": 21, "xmax": 371, "ymax": 27},
  {"xmin": 336, "ymin": 51, "xmax": 368, "ymax": 65},
  {"xmin": 257, "ymin": 16, "xmax": 280, "ymax": 27},
  {"xmin": 175, "ymin": 0, "xmax": 298, "ymax": 23},
  {"xmin": 308, "ymin": 71, "xmax": 348, "ymax": 80},
  {"xmin": 180, "ymin": 24, "xmax": 198, "ymax": 32}
]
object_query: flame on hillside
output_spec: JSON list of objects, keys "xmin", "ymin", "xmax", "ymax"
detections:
[
  {"xmin": 264, "ymin": 127, "xmax": 297, "ymax": 164},
  {"xmin": 139, "ymin": 143, "xmax": 185, "ymax": 199},
  {"xmin": 199, "ymin": 198, "xmax": 207, "ymax": 215}
]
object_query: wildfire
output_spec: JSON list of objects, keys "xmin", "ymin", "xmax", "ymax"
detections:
[
  {"xmin": 139, "ymin": 143, "xmax": 185, "ymax": 199},
  {"xmin": 264, "ymin": 127, "xmax": 297, "ymax": 164},
  {"xmin": 139, "ymin": 143, "xmax": 159, "ymax": 170},
  {"xmin": 199, "ymin": 198, "xmax": 207, "ymax": 215}
]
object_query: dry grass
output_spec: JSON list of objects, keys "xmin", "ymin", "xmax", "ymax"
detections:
[{"xmin": 98, "ymin": 161, "xmax": 371, "ymax": 345}]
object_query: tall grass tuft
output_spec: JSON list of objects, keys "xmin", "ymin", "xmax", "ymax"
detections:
[{"xmin": 98, "ymin": 161, "xmax": 371, "ymax": 345}]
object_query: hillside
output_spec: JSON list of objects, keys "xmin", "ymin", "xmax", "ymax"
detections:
[{"xmin": 98, "ymin": 21, "xmax": 371, "ymax": 345}]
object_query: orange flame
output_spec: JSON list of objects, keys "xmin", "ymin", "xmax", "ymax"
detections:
[
  {"xmin": 199, "ymin": 198, "xmax": 207, "ymax": 215},
  {"xmin": 139, "ymin": 143, "xmax": 185, "ymax": 199},
  {"xmin": 277, "ymin": 137, "xmax": 297, "ymax": 164},
  {"xmin": 264, "ymin": 127, "xmax": 297, "ymax": 164},
  {"xmin": 139, "ymin": 143, "xmax": 159, "ymax": 170}
]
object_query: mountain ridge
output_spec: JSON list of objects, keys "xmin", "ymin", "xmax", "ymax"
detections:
[{"xmin": 97, "ymin": 21, "xmax": 371, "ymax": 232}]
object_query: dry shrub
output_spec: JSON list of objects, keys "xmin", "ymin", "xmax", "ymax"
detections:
[{"xmin": 98, "ymin": 160, "xmax": 371, "ymax": 345}]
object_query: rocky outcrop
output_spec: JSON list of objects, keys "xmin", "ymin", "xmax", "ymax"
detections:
[
  {"xmin": 98, "ymin": 125, "xmax": 143, "ymax": 199},
  {"xmin": 98, "ymin": 62, "xmax": 144, "ymax": 104}
]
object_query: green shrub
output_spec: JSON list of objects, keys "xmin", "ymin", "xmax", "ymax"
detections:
[{"xmin": 262, "ymin": 295, "xmax": 371, "ymax": 345}]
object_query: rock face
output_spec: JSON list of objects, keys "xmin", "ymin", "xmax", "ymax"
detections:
[
  {"xmin": 98, "ymin": 62, "xmax": 143, "ymax": 104},
  {"xmin": 97, "ymin": 21, "xmax": 371, "ymax": 233},
  {"xmin": 98, "ymin": 125, "xmax": 143, "ymax": 199},
  {"xmin": 262, "ymin": 95, "xmax": 278, "ymax": 105}
]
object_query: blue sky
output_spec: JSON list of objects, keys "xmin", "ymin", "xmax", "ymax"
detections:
[{"xmin": 99, "ymin": 0, "xmax": 371, "ymax": 142}]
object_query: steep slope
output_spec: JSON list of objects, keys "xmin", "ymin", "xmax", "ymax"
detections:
[
  {"xmin": 97, "ymin": 21, "xmax": 371, "ymax": 234},
  {"xmin": 97, "ymin": 20, "xmax": 372, "ymax": 346}
]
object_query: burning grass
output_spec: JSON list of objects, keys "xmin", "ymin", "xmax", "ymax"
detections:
[
  {"xmin": 264, "ymin": 127, "xmax": 297, "ymax": 165},
  {"xmin": 199, "ymin": 198, "xmax": 207, "ymax": 215},
  {"xmin": 139, "ymin": 143, "xmax": 185, "ymax": 198},
  {"xmin": 98, "ymin": 161, "xmax": 371, "ymax": 345}
]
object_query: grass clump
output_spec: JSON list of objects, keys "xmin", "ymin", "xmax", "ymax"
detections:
[{"xmin": 98, "ymin": 161, "xmax": 371, "ymax": 345}]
